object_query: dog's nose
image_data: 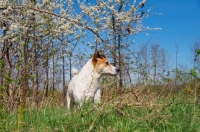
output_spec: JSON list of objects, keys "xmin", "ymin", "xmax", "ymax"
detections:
[{"xmin": 116, "ymin": 68, "xmax": 120, "ymax": 73}]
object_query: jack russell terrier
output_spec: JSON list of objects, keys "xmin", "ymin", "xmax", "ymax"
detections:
[{"xmin": 67, "ymin": 51, "xmax": 119, "ymax": 110}]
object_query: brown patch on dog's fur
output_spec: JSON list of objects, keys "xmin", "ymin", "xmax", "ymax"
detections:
[{"xmin": 92, "ymin": 51, "xmax": 106, "ymax": 66}]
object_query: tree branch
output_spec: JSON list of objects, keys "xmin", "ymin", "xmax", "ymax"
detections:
[{"xmin": 0, "ymin": 5, "xmax": 106, "ymax": 44}]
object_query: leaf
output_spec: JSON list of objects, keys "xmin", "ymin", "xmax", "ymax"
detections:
[
  {"xmin": 0, "ymin": 60, "xmax": 4, "ymax": 67},
  {"xmin": 185, "ymin": 85, "xmax": 193, "ymax": 93},
  {"xmin": 195, "ymin": 49, "xmax": 200, "ymax": 55},
  {"xmin": 0, "ymin": 85, "xmax": 6, "ymax": 90},
  {"xmin": 30, "ymin": 75, "xmax": 36, "ymax": 81},
  {"xmin": 53, "ymin": 36, "xmax": 57, "ymax": 40},
  {"xmin": 190, "ymin": 68, "xmax": 198, "ymax": 78},
  {"xmin": 41, "ymin": 14, "xmax": 47, "ymax": 19}
]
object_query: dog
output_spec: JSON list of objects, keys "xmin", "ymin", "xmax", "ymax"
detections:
[{"xmin": 67, "ymin": 51, "xmax": 119, "ymax": 110}]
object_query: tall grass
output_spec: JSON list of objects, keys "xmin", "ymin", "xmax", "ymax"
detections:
[{"xmin": 1, "ymin": 89, "xmax": 200, "ymax": 132}]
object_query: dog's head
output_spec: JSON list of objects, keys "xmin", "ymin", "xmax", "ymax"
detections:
[{"xmin": 92, "ymin": 51, "xmax": 119, "ymax": 75}]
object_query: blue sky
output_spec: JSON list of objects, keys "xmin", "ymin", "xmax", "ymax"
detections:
[
  {"xmin": 76, "ymin": 0, "xmax": 200, "ymax": 69},
  {"xmin": 134, "ymin": 0, "xmax": 200, "ymax": 68}
]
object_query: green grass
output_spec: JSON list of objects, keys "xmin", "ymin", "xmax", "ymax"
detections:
[{"xmin": 1, "ymin": 93, "xmax": 200, "ymax": 132}]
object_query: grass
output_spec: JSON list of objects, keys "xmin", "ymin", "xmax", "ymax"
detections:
[{"xmin": 1, "ymin": 90, "xmax": 200, "ymax": 132}]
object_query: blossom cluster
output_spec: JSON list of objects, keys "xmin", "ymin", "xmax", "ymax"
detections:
[
  {"xmin": 77, "ymin": 0, "xmax": 161, "ymax": 37},
  {"xmin": 0, "ymin": 0, "xmax": 161, "ymax": 50},
  {"xmin": 0, "ymin": 0, "xmax": 8, "ymax": 7},
  {"xmin": 0, "ymin": 0, "xmax": 79, "ymax": 44}
]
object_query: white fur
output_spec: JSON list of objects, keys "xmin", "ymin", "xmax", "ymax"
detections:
[{"xmin": 67, "ymin": 58, "xmax": 118, "ymax": 110}]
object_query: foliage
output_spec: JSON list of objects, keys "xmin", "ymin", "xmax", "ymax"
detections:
[
  {"xmin": 195, "ymin": 49, "xmax": 200, "ymax": 56},
  {"xmin": 190, "ymin": 68, "xmax": 199, "ymax": 79}
]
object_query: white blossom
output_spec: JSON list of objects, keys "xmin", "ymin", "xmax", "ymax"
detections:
[
  {"xmin": 0, "ymin": 0, "xmax": 8, "ymax": 7},
  {"xmin": 10, "ymin": 23, "xmax": 18, "ymax": 31},
  {"xmin": 139, "ymin": 0, "xmax": 146, "ymax": 7},
  {"xmin": 43, "ymin": 0, "xmax": 50, "ymax": 4},
  {"xmin": 59, "ymin": 23, "xmax": 71, "ymax": 31}
]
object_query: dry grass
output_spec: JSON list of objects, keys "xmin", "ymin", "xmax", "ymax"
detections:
[{"xmin": 1, "ymin": 80, "xmax": 200, "ymax": 131}]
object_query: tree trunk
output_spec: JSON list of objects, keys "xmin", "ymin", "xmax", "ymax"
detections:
[
  {"xmin": 32, "ymin": 13, "xmax": 39, "ymax": 105},
  {"xmin": 69, "ymin": 53, "xmax": 72, "ymax": 80},
  {"xmin": 62, "ymin": 48, "xmax": 66, "ymax": 106},
  {"xmin": 117, "ymin": 1, "xmax": 123, "ymax": 89},
  {"xmin": 52, "ymin": 40, "xmax": 55, "ymax": 92},
  {"xmin": 112, "ymin": 13, "xmax": 117, "ymax": 90},
  {"xmin": 118, "ymin": 34, "xmax": 123, "ymax": 89},
  {"xmin": 45, "ymin": 47, "xmax": 49, "ymax": 97},
  {"xmin": 33, "ymin": 46, "xmax": 39, "ymax": 105}
]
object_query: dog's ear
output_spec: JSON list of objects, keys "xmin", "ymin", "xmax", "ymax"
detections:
[
  {"xmin": 92, "ymin": 50, "xmax": 101, "ymax": 65},
  {"xmin": 95, "ymin": 50, "xmax": 101, "ymax": 58}
]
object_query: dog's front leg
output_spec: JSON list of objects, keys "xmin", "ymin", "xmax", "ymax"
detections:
[
  {"xmin": 94, "ymin": 89, "xmax": 101, "ymax": 104},
  {"xmin": 67, "ymin": 92, "xmax": 73, "ymax": 110}
]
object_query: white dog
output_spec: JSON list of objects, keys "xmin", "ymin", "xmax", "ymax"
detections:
[{"xmin": 67, "ymin": 51, "xmax": 119, "ymax": 110}]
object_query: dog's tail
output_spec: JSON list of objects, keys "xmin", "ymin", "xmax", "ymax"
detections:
[{"xmin": 72, "ymin": 68, "xmax": 78, "ymax": 76}]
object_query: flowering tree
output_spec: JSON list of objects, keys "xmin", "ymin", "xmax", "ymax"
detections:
[
  {"xmin": 0, "ymin": 0, "xmax": 161, "ymax": 109},
  {"xmin": 0, "ymin": 0, "xmax": 84, "ymax": 129},
  {"xmin": 77, "ymin": 0, "xmax": 161, "ymax": 87},
  {"xmin": 0, "ymin": 0, "xmax": 80, "ymax": 99}
]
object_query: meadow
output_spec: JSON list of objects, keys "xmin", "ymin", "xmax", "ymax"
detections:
[
  {"xmin": 1, "ymin": 84, "xmax": 200, "ymax": 132},
  {"xmin": 1, "ymin": 1, "xmax": 200, "ymax": 132}
]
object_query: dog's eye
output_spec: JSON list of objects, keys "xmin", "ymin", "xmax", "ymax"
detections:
[{"xmin": 106, "ymin": 62, "xmax": 109, "ymax": 65}]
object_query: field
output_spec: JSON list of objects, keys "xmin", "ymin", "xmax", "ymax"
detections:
[
  {"xmin": 1, "ymin": 86, "xmax": 200, "ymax": 132},
  {"xmin": 1, "ymin": 1, "xmax": 200, "ymax": 132}
]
